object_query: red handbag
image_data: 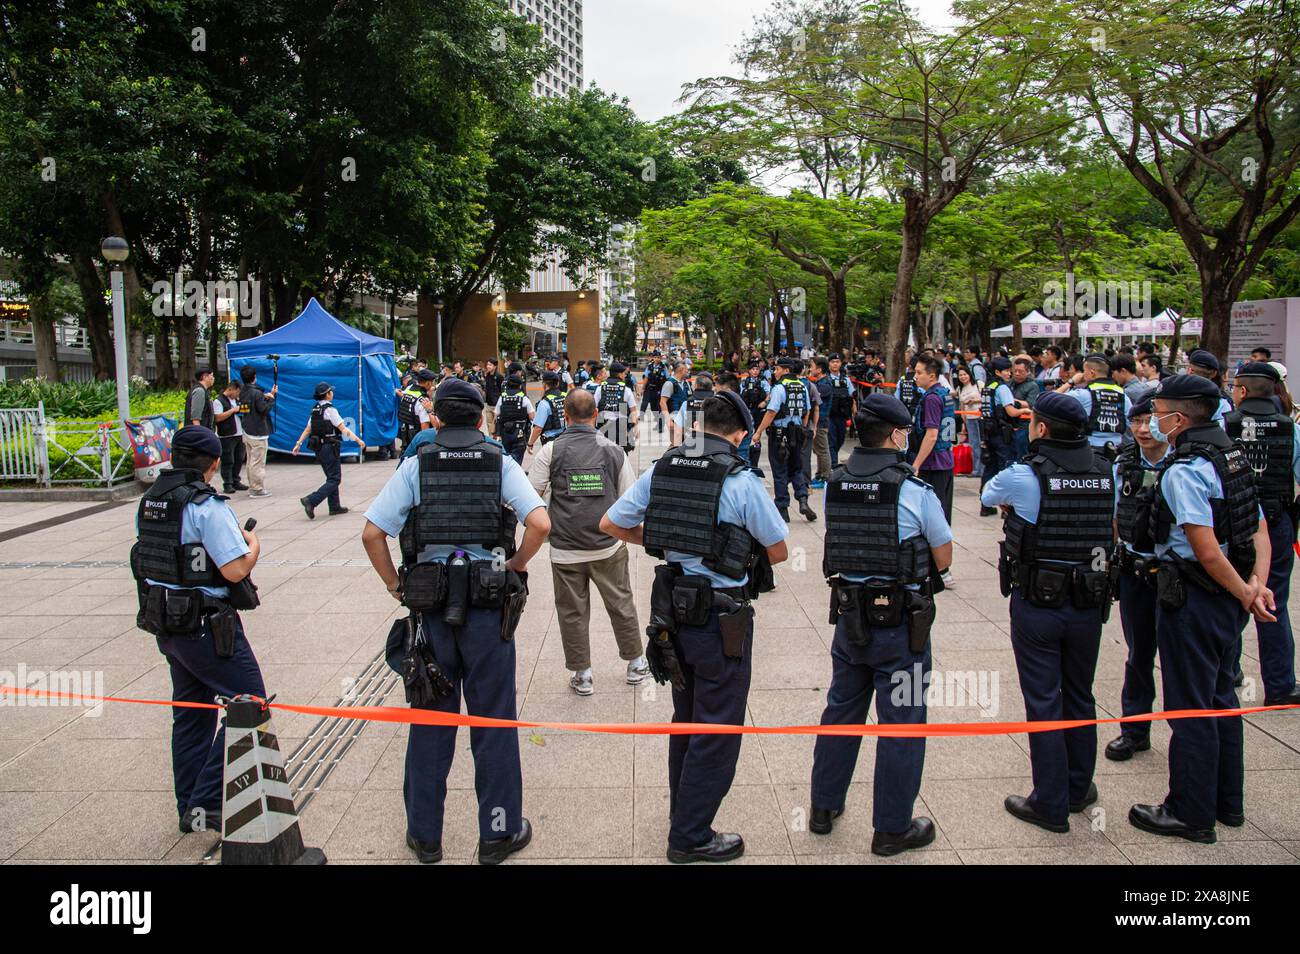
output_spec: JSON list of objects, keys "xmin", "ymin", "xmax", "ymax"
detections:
[{"xmin": 953, "ymin": 442, "xmax": 973, "ymax": 475}]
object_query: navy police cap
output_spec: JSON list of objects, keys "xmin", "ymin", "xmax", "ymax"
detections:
[
  {"xmin": 434, "ymin": 378, "xmax": 484, "ymax": 409},
  {"xmin": 171, "ymin": 425, "xmax": 222, "ymax": 458},
  {"xmin": 1155, "ymin": 373, "xmax": 1221, "ymax": 401},
  {"xmin": 1032, "ymin": 390, "xmax": 1087, "ymax": 427},
  {"xmin": 1234, "ymin": 361, "xmax": 1280, "ymax": 383},
  {"xmin": 859, "ymin": 392, "xmax": 912, "ymax": 427}
]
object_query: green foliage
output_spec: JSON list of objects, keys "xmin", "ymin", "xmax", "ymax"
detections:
[
  {"xmin": 497, "ymin": 314, "xmax": 526, "ymax": 356},
  {"xmin": 604, "ymin": 310, "xmax": 639, "ymax": 360},
  {"xmin": 0, "ymin": 379, "xmax": 185, "ymax": 420}
]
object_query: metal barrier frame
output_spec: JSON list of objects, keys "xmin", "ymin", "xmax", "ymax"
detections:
[{"xmin": 0, "ymin": 404, "xmax": 132, "ymax": 488}]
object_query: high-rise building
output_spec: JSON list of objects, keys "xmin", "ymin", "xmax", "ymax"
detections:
[{"xmin": 507, "ymin": 0, "xmax": 583, "ymax": 98}]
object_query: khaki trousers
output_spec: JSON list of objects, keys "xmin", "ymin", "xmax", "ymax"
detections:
[
  {"xmin": 551, "ymin": 547, "xmax": 643, "ymax": 671},
  {"xmin": 242, "ymin": 435, "xmax": 268, "ymax": 493}
]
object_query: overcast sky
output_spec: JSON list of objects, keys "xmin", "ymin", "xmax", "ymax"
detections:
[{"xmin": 585, "ymin": 0, "xmax": 956, "ymax": 122}]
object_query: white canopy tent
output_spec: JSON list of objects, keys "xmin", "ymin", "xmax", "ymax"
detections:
[{"xmin": 992, "ymin": 309, "xmax": 1202, "ymax": 340}]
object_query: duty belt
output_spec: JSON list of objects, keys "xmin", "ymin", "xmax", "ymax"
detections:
[{"xmin": 1116, "ymin": 547, "xmax": 1159, "ymax": 582}]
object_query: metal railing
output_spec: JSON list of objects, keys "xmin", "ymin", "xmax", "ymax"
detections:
[{"xmin": 0, "ymin": 405, "xmax": 133, "ymax": 488}]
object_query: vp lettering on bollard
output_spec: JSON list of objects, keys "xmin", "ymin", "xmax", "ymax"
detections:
[{"xmin": 220, "ymin": 694, "xmax": 326, "ymax": 865}]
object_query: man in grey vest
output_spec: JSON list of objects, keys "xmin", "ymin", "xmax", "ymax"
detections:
[{"xmin": 528, "ymin": 389, "xmax": 649, "ymax": 695}]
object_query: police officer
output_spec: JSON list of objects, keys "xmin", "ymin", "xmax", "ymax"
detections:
[
  {"xmin": 494, "ymin": 371, "xmax": 535, "ymax": 465},
  {"xmin": 754, "ymin": 356, "xmax": 817, "ymax": 523},
  {"xmin": 132, "ymin": 426, "xmax": 265, "ymax": 834},
  {"xmin": 825, "ymin": 352, "xmax": 855, "ymax": 468},
  {"xmin": 584, "ymin": 362, "xmax": 605, "ymax": 394},
  {"xmin": 600, "ymin": 390, "xmax": 788, "ymax": 863},
  {"xmin": 641, "ymin": 351, "xmax": 668, "ymax": 433},
  {"xmin": 1105, "ymin": 397, "xmax": 1170, "ymax": 761},
  {"xmin": 672, "ymin": 372, "xmax": 715, "ymax": 447},
  {"xmin": 1224, "ymin": 362, "xmax": 1300, "ymax": 706},
  {"xmin": 397, "ymin": 369, "xmax": 436, "ymax": 449},
  {"xmin": 293, "ymin": 382, "xmax": 362, "ymax": 519},
  {"xmin": 982, "ymin": 391, "xmax": 1116, "ymax": 833},
  {"xmin": 977, "ymin": 357, "xmax": 1021, "ymax": 516},
  {"xmin": 895, "ymin": 363, "xmax": 920, "ymax": 417},
  {"xmin": 1062, "ymin": 353, "xmax": 1131, "ymax": 453},
  {"xmin": 529, "ymin": 370, "xmax": 568, "ymax": 451},
  {"xmin": 1186, "ymin": 349, "xmax": 1235, "ymax": 422},
  {"xmin": 595, "ymin": 361, "xmax": 637, "ymax": 453},
  {"xmin": 1131, "ymin": 373, "xmax": 1275, "ymax": 842},
  {"xmin": 361, "ymin": 379, "xmax": 551, "ymax": 864},
  {"xmin": 739, "ymin": 360, "xmax": 771, "ymax": 470},
  {"xmin": 809, "ymin": 394, "xmax": 952, "ymax": 856}
]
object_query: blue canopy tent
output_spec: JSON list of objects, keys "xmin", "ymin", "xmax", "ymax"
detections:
[{"xmin": 226, "ymin": 298, "xmax": 401, "ymax": 458}]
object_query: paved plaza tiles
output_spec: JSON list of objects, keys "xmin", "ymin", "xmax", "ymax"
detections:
[{"xmin": 1, "ymin": 428, "xmax": 1298, "ymax": 865}]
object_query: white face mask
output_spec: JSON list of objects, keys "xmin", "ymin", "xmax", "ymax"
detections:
[{"xmin": 892, "ymin": 428, "xmax": 908, "ymax": 452}]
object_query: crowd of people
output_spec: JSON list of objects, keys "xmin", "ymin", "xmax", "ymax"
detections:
[{"xmin": 150, "ymin": 334, "xmax": 1298, "ymax": 863}]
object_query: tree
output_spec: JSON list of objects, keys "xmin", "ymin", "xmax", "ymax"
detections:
[
  {"xmin": 605, "ymin": 310, "xmax": 638, "ymax": 360},
  {"xmin": 1067, "ymin": 0, "xmax": 1300, "ymax": 360}
]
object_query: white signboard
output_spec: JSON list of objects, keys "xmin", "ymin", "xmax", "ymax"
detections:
[{"xmin": 1228, "ymin": 298, "xmax": 1300, "ymax": 376}]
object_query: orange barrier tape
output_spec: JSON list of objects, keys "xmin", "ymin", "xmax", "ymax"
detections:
[{"xmin": 3, "ymin": 685, "xmax": 1295, "ymax": 738}]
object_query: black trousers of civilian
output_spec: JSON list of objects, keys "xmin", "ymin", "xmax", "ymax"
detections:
[
  {"xmin": 219, "ymin": 435, "xmax": 245, "ymax": 492},
  {"xmin": 918, "ymin": 468, "xmax": 953, "ymax": 525}
]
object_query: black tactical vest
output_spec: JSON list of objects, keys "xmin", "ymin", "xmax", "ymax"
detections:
[
  {"xmin": 823, "ymin": 448, "xmax": 932, "ymax": 582},
  {"xmin": 499, "ymin": 390, "xmax": 527, "ymax": 422},
  {"xmin": 643, "ymin": 434, "xmax": 757, "ymax": 581},
  {"xmin": 779, "ymin": 377, "xmax": 808, "ymax": 418},
  {"xmin": 740, "ymin": 376, "xmax": 766, "ymax": 412},
  {"xmin": 1224, "ymin": 397, "xmax": 1295, "ymax": 515},
  {"xmin": 829, "ymin": 373, "xmax": 853, "ymax": 417},
  {"xmin": 310, "ymin": 402, "xmax": 341, "ymax": 442},
  {"xmin": 1086, "ymin": 379, "xmax": 1127, "ymax": 436},
  {"xmin": 980, "ymin": 379, "xmax": 1004, "ymax": 425},
  {"xmin": 1114, "ymin": 443, "xmax": 1164, "ymax": 553},
  {"xmin": 600, "ymin": 379, "xmax": 626, "ymax": 414},
  {"xmin": 399, "ymin": 427, "xmax": 517, "ymax": 563},
  {"xmin": 542, "ymin": 388, "xmax": 567, "ymax": 433},
  {"xmin": 131, "ymin": 469, "xmax": 226, "ymax": 587},
  {"xmin": 1003, "ymin": 439, "xmax": 1115, "ymax": 567},
  {"xmin": 1151, "ymin": 424, "xmax": 1259, "ymax": 574},
  {"xmin": 398, "ymin": 388, "xmax": 422, "ymax": 427}
]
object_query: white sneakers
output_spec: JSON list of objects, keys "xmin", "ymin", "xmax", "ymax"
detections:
[{"xmin": 568, "ymin": 656, "xmax": 651, "ymax": 696}]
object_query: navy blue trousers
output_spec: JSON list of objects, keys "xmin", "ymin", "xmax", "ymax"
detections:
[
  {"xmin": 1008, "ymin": 592, "xmax": 1103, "ymax": 824},
  {"xmin": 1253, "ymin": 512, "xmax": 1297, "ymax": 700},
  {"xmin": 811, "ymin": 618, "xmax": 930, "ymax": 834},
  {"xmin": 1117, "ymin": 571, "xmax": 1159, "ymax": 741},
  {"xmin": 768, "ymin": 427, "xmax": 808, "ymax": 507},
  {"xmin": 157, "ymin": 616, "xmax": 266, "ymax": 822},
  {"xmin": 979, "ymin": 434, "xmax": 1013, "ymax": 494},
  {"xmin": 306, "ymin": 440, "xmax": 342, "ymax": 511},
  {"xmin": 499, "ymin": 431, "xmax": 526, "ymax": 465},
  {"xmin": 828, "ymin": 417, "xmax": 848, "ymax": 468},
  {"xmin": 668, "ymin": 609, "xmax": 753, "ymax": 850},
  {"xmin": 1156, "ymin": 585, "xmax": 1245, "ymax": 829},
  {"xmin": 405, "ymin": 607, "xmax": 522, "ymax": 843}
]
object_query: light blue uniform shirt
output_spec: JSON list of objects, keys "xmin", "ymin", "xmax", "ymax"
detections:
[
  {"xmin": 981, "ymin": 461, "xmax": 1045, "ymax": 523},
  {"xmin": 1155, "ymin": 455, "xmax": 1232, "ymax": 561},
  {"xmin": 1114, "ymin": 445, "xmax": 1170, "ymax": 556},
  {"xmin": 827, "ymin": 476, "xmax": 952, "ymax": 587},
  {"xmin": 993, "ymin": 382, "xmax": 1015, "ymax": 410},
  {"xmin": 141, "ymin": 493, "xmax": 249, "ymax": 599},
  {"xmin": 364, "ymin": 453, "xmax": 545, "ymax": 562},
  {"xmin": 1211, "ymin": 396, "xmax": 1233, "ymax": 427},
  {"xmin": 1067, "ymin": 386, "xmax": 1133, "ymax": 449},
  {"xmin": 605, "ymin": 464, "xmax": 788, "ymax": 587}
]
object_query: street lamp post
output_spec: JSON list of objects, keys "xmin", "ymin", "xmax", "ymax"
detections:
[
  {"xmin": 100, "ymin": 237, "xmax": 131, "ymax": 433},
  {"xmin": 432, "ymin": 295, "xmax": 445, "ymax": 367}
]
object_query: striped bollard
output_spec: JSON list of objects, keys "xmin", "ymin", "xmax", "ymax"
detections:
[{"xmin": 221, "ymin": 694, "xmax": 326, "ymax": 865}]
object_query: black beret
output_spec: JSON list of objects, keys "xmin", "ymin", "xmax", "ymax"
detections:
[
  {"xmin": 1129, "ymin": 396, "xmax": 1154, "ymax": 418},
  {"xmin": 171, "ymin": 425, "xmax": 222, "ymax": 458},
  {"xmin": 610, "ymin": 361, "xmax": 627, "ymax": 373},
  {"xmin": 416, "ymin": 369, "xmax": 438, "ymax": 382},
  {"xmin": 314, "ymin": 381, "xmax": 332, "ymax": 400},
  {"xmin": 777, "ymin": 356, "xmax": 799, "ymax": 369},
  {"xmin": 506, "ymin": 373, "xmax": 523, "ymax": 386},
  {"xmin": 507, "ymin": 362, "xmax": 523, "ymax": 375},
  {"xmin": 434, "ymin": 378, "xmax": 484, "ymax": 408},
  {"xmin": 1032, "ymin": 390, "xmax": 1087, "ymax": 427},
  {"xmin": 1234, "ymin": 361, "xmax": 1280, "ymax": 383},
  {"xmin": 1154, "ymin": 373, "xmax": 1221, "ymax": 401},
  {"xmin": 542, "ymin": 370, "xmax": 561, "ymax": 384},
  {"xmin": 990, "ymin": 356, "xmax": 1012, "ymax": 371},
  {"xmin": 714, "ymin": 389, "xmax": 754, "ymax": 433},
  {"xmin": 859, "ymin": 392, "xmax": 912, "ymax": 427},
  {"xmin": 1187, "ymin": 349, "xmax": 1220, "ymax": 372},
  {"xmin": 747, "ymin": 358, "xmax": 760, "ymax": 368}
]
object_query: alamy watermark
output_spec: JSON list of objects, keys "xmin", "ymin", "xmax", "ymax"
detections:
[
  {"xmin": 151, "ymin": 268, "xmax": 261, "ymax": 326},
  {"xmin": 1042, "ymin": 272, "xmax": 1152, "ymax": 320},
  {"xmin": 0, "ymin": 666, "xmax": 105, "ymax": 716}
]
